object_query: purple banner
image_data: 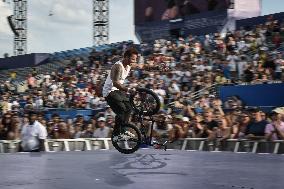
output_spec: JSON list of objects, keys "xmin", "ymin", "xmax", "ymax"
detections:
[
  {"xmin": 135, "ymin": 0, "xmax": 230, "ymax": 25},
  {"xmin": 135, "ymin": 10, "xmax": 228, "ymax": 43},
  {"xmin": 0, "ymin": 53, "xmax": 50, "ymax": 70}
]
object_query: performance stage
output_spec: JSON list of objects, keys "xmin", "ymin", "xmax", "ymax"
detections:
[{"xmin": 0, "ymin": 150, "xmax": 283, "ymax": 189}]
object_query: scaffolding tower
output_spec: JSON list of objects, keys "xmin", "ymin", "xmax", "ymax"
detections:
[
  {"xmin": 13, "ymin": 0, "xmax": 27, "ymax": 56},
  {"xmin": 93, "ymin": 0, "xmax": 109, "ymax": 46}
]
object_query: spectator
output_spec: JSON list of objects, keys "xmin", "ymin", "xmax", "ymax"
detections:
[
  {"xmin": 273, "ymin": 107, "xmax": 284, "ymax": 121},
  {"xmin": 54, "ymin": 121, "xmax": 71, "ymax": 139},
  {"xmin": 36, "ymin": 112, "xmax": 45, "ymax": 125},
  {"xmin": 245, "ymin": 108, "xmax": 268, "ymax": 140},
  {"xmin": 89, "ymin": 116, "xmax": 97, "ymax": 129},
  {"xmin": 6, "ymin": 113, "xmax": 21, "ymax": 140},
  {"xmin": 191, "ymin": 115, "xmax": 207, "ymax": 138},
  {"xmin": 203, "ymin": 108, "xmax": 219, "ymax": 141},
  {"xmin": 153, "ymin": 114, "xmax": 173, "ymax": 141},
  {"xmin": 73, "ymin": 122, "xmax": 83, "ymax": 138},
  {"xmin": 51, "ymin": 113, "xmax": 61, "ymax": 127},
  {"xmin": 231, "ymin": 111, "xmax": 251, "ymax": 139},
  {"xmin": 170, "ymin": 115, "xmax": 190, "ymax": 140},
  {"xmin": 215, "ymin": 114, "xmax": 231, "ymax": 147},
  {"xmin": 74, "ymin": 114, "xmax": 84, "ymax": 123},
  {"xmin": 81, "ymin": 123, "xmax": 94, "ymax": 138},
  {"xmin": 0, "ymin": 118, "xmax": 5, "ymax": 139},
  {"xmin": 274, "ymin": 53, "xmax": 283, "ymax": 80},
  {"xmin": 226, "ymin": 51, "xmax": 239, "ymax": 79},
  {"xmin": 27, "ymin": 74, "xmax": 36, "ymax": 89},
  {"xmin": 105, "ymin": 115, "xmax": 115, "ymax": 129},
  {"xmin": 93, "ymin": 117, "xmax": 110, "ymax": 138},
  {"xmin": 46, "ymin": 121, "xmax": 55, "ymax": 139},
  {"xmin": 20, "ymin": 111, "xmax": 47, "ymax": 152},
  {"xmin": 265, "ymin": 111, "xmax": 284, "ymax": 141},
  {"xmin": 1, "ymin": 112, "xmax": 13, "ymax": 139},
  {"xmin": 104, "ymin": 106, "xmax": 116, "ymax": 118},
  {"xmin": 0, "ymin": 95, "xmax": 11, "ymax": 114},
  {"xmin": 238, "ymin": 56, "xmax": 248, "ymax": 79}
]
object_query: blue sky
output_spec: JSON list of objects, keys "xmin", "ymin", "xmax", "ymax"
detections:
[
  {"xmin": 262, "ymin": 0, "xmax": 284, "ymax": 15},
  {"xmin": 0, "ymin": 0, "xmax": 284, "ymax": 57}
]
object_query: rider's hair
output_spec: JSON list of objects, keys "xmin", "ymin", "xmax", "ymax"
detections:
[{"xmin": 123, "ymin": 47, "xmax": 138, "ymax": 58}]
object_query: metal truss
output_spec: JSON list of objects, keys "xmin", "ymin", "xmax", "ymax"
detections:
[
  {"xmin": 93, "ymin": 0, "xmax": 109, "ymax": 46},
  {"xmin": 13, "ymin": 0, "xmax": 27, "ymax": 56}
]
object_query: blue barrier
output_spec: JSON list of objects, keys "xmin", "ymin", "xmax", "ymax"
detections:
[
  {"xmin": 219, "ymin": 83, "xmax": 284, "ymax": 111},
  {"xmin": 44, "ymin": 108, "xmax": 105, "ymax": 120}
]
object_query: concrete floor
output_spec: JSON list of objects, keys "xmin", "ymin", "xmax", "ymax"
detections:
[{"xmin": 0, "ymin": 150, "xmax": 284, "ymax": 189}]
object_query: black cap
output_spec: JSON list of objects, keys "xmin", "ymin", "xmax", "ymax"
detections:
[{"xmin": 250, "ymin": 107, "xmax": 261, "ymax": 113}]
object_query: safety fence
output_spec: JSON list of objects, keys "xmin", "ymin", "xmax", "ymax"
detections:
[{"xmin": 1, "ymin": 138, "xmax": 284, "ymax": 154}]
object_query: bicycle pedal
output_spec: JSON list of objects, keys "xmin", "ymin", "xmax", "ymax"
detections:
[
  {"xmin": 164, "ymin": 145, "xmax": 167, "ymax": 151},
  {"xmin": 163, "ymin": 141, "xmax": 168, "ymax": 146}
]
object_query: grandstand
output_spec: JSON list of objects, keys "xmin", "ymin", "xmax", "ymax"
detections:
[
  {"xmin": 0, "ymin": 1, "xmax": 284, "ymax": 189},
  {"xmin": 0, "ymin": 9, "xmax": 283, "ymax": 152}
]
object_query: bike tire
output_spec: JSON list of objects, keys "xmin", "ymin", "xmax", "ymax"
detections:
[
  {"xmin": 129, "ymin": 87, "xmax": 160, "ymax": 116},
  {"xmin": 111, "ymin": 123, "xmax": 142, "ymax": 154}
]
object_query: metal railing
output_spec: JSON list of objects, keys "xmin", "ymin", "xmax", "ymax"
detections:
[
  {"xmin": 1, "ymin": 138, "xmax": 284, "ymax": 154},
  {"xmin": 190, "ymin": 83, "xmax": 220, "ymax": 101}
]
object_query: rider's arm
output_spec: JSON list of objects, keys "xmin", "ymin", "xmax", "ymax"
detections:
[{"xmin": 111, "ymin": 64, "xmax": 128, "ymax": 92}]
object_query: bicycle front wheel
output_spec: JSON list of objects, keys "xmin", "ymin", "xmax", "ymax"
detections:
[
  {"xmin": 111, "ymin": 123, "xmax": 142, "ymax": 154},
  {"xmin": 129, "ymin": 87, "xmax": 160, "ymax": 116}
]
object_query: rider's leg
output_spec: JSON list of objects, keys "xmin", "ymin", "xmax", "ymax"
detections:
[
  {"xmin": 114, "ymin": 101, "xmax": 132, "ymax": 134},
  {"xmin": 123, "ymin": 100, "xmax": 132, "ymax": 123},
  {"xmin": 105, "ymin": 91, "xmax": 132, "ymax": 134}
]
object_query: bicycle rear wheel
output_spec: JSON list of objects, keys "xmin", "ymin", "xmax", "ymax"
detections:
[
  {"xmin": 111, "ymin": 123, "xmax": 142, "ymax": 154},
  {"xmin": 129, "ymin": 87, "xmax": 160, "ymax": 116}
]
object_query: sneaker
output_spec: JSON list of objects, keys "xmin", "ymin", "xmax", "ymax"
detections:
[
  {"xmin": 124, "ymin": 131, "xmax": 136, "ymax": 138},
  {"xmin": 113, "ymin": 131, "xmax": 135, "ymax": 142},
  {"xmin": 119, "ymin": 131, "xmax": 136, "ymax": 141}
]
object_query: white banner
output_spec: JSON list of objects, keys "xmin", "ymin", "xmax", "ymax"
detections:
[{"xmin": 229, "ymin": 0, "xmax": 261, "ymax": 20}]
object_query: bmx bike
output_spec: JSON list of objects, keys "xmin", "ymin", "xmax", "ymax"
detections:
[{"xmin": 111, "ymin": 87, "xmax": 168, "ymax": 154}]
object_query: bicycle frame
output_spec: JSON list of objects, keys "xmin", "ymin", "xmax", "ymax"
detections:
[{"xmin": 134, "ymin": 112, "xmax": 167, "ymax": 150}]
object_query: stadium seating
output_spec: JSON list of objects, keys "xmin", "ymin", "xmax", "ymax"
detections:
[{"xmin": 0, "ymin": 16, "xmax": 284, "ymax": 153}]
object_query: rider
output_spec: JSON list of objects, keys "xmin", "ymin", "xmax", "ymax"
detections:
[{"xmin": 102, "ymin": 47, "xmax": 139, "ymax": 133}]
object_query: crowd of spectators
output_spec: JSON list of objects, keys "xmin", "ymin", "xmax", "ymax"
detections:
[{"xmin": 0, "ymin": 17, "xmax": 284, "ymax": 151}]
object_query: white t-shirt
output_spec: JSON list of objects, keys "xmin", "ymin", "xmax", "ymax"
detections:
[
  {"xmin": 21, "ymin": 121, "xmax": 47, "ymax": 151},
  {"xmin": 93, "ymin": 127, "xmax": 110, "ymax": 138},
  {"xmin": 238, "ymin": 61, "xmax": 247, "ymax": 76},
  {"xmin": 227, "ymin": 55, "xmax": 238, "ymax": 72},
  {"xmin": 102, "ymin": 61, "xmax": 130, "ymax": 97}
]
